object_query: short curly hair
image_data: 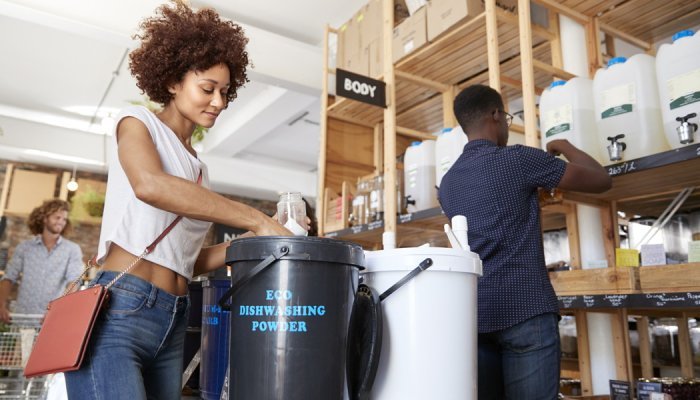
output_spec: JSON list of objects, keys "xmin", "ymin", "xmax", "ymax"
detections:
[
  {"xmin": 129, "ymin": 1, "xmax": 250, "ymax": 106},
  {"xmin": 27, "ymin": 199, "xmax": 71, "ymax": 235}
]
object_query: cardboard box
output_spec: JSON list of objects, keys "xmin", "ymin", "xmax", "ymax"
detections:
[
  {"xmin": 361, "ymin": 0, "xmax": 383, "ymax": 49},
  {"xmin": 426, "ymin": 0, "xmax": 484, "ymax": 41},
  {"xmin": 392, "ymin": 6, "xmax": 427, "ymax": 63},
  {"xmin": 405, "ymin": 0, "xmax": 428, "ymax": 15},
  {"xmin": 368, "ymin": 39, "xmax": 384, "ymax": 78},
  {"xmin": 338, "ymin": 10, "xmax": 369, "ymax": 76}
]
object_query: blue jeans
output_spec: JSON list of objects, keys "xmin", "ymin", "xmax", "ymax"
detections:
[
  {"xmin": 65, "ymin": 271, "xmax": 189, "ymax": 400},
  {"xmin": 478, "ymin": 312, "xmax": 561, "ymax": 400}
]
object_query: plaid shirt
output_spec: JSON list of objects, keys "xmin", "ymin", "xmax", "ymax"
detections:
[{"xmin": 3, "ymin": 236, "xmax": 84, "ymax": 314}]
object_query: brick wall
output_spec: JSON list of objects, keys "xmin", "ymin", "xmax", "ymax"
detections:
[{"xmin": 0, "ymin": 160, "xmax": 276, "ymax": 268}]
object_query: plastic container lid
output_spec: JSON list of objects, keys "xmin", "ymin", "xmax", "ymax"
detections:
[
  {"xmin": 363, "ymin": 247, "xmax": 482, "ymax": 275},
  {"xmin": 672, "ymin": 30, "xmax": 694, "ymax": 42},
  {"xmin": 550, "ymin": 80, "xmax": 567, "ymax": 89},
  {"xmin": 441, "ymin": 127, "xmax": 452, "ymax": 134},
  {"xmin": 410, "ymin": 141, "xmax": 422, "ymax": 147},
  {"xmin": 607, "ymin": 57, "xmax": 627, "ymax": 67},
  {"xmin": 226, "ymin": 236, "xmax": 365, "ymax": 268}
]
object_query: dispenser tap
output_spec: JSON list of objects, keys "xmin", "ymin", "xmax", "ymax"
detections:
[
  {"xmin": 675, "ymin": 112, "xmax": 697, "ymax": 145},
  {"xmin": 405, "ymin": 195, "xmax": 416, "ymax": 207},
  {"xmin": 606, "ymin": 134, "xmax": 627, "ymax": 162}
]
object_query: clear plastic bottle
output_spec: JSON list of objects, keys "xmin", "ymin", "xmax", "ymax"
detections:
[
  {"xmin": 404, "ymin": 140, "xmax": 438, "ymax": 212},
  {"xmin": 350, "ymin": 180, "xmax": 370, "ymax": 226},
  {"xmin": 277, "ymin": 192, "xmax": 307, "ymax": 236},
  {"xmin": 593, "ymin": 55, "xmax": 669, "ymax": 163},
  {"xmin": 656, "ymin": 30, "xmax": 700, "ymax": 148},
  {"xmin": 369, "ymin": 175, "xmax": 384, "ymax": 222}
]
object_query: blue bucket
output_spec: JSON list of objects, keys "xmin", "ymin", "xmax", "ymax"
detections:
[{"xmin": 200, "ymin": 279, "xmax": 232, "ymax": 400}]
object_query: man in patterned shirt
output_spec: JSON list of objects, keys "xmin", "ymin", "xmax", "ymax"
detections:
[
  {"xmin": 0, "ymin": 199, "xmax": 84, "ymax": 321},
  {"xmin": 438, "ymin": 85, "xmax": 611, "ymax": 399}
]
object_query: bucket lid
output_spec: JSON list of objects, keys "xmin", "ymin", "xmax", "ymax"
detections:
[
  {"xmin": 607, "ymin": 57, "xmax": 627, "ymax": 67},
  {"xmin": 226, "ymin": 236, "xmax": 365, "ymax": 268},
  {"xmin": 346, "ymin": 284, "xmax": 382, "ymax": 400},
  {"xmin": 550, "ymin": 80, "xmax": 566, "ymax": 89},
  {"xmin": 410, "ymin": 141, "xmax": 421, "ymax": 147},
  {"xmin": 363, "ymin": 247, "xmax": 482, "ymax": 275},
  {"xmin": 672, "ymin": 30, "xmax": 694, "ymax": 42}
]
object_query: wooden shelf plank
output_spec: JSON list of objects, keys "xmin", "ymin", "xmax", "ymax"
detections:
[
  {"xmin": 565, "ymin": 143, "xmax": 700, "ymax": 212},
  {"xmin": 558, "ymin": 286, "xmax": 700, "ymax": 310},
  {"xmin": 558, "ymin": 0, "xmax": 700, "ymax": 43},
  {"xmin": 328, "ymin": 12, "xmax": 550, "ymax": 133}
]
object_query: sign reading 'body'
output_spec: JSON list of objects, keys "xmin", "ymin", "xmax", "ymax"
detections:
[{"xmin": 336, "ymin": 68, "xmax": 386, "ymax": 108}]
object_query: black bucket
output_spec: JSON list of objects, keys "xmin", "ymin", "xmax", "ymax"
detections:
[{"xmin": 219, "ymin": 236, "xmax": 380, "ymax": 400}]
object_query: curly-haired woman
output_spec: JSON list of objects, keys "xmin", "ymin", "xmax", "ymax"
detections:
[
  {"xmin": 0, "ymin": 199, "xmax": 83, "ymax": 323},
  {"xmin": 64, "ymin": 2, "xmax": 290, "ymax": 398}
]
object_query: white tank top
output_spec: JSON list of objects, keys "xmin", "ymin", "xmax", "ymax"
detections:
[{"xmin": 97, "ymin": 106, "xmax": 212, "ymax": 281}]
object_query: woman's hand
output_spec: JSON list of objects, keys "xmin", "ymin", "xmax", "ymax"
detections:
[{"xmin": 254, "ymin": 216, "xmax": 294, "ymax": 236}]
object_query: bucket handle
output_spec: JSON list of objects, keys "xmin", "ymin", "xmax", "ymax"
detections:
[
  {"xmin": 217, "ymin": 246, "xmax": 291, "ymax": 310},
  {"xmin": 378, "ymin": 257, "xmax": 433, "ymax": 302}
]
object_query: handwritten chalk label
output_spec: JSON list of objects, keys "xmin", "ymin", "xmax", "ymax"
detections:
[{"xmin": 609, "ymin": 380, "xmax": 631, "ymax": 400}]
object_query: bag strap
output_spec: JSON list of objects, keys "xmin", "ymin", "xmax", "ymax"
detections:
[{"xmin": 63, "ymin": 169, "xmax": 203, "ymax": 296}]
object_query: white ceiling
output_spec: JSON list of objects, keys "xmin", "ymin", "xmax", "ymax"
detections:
[{"xmin": 0, "ymin": 0, "xmax": 365, "ymax": 201}]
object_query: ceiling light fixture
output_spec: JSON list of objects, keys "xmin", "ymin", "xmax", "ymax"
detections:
[{"xmin": 66, "ymin": 165, "xmax": 79, "ymax": 192}]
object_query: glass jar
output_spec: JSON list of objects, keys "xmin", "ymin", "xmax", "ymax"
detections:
[
  {"xmin": 662, "ymin": 213, "xmax": 692, "ymax": 264},
  {"xmin": 690, "ymin": 318, "xmax": 700, "ymax": 365},
  {"xmin": 350, "ymin": 180, "xmax": 370, "ymax": 226},
  {"xmin": 690, "ymin": 208, "xmax": 700, "ymax": 241},
  {"xmin": 559, "ymin": 316, "xmax": 578, "ymax": 358},
  {"xmin": 368, "ymin": 175, "xmax": 384, "ymax": 223},
  {"xmin": 652, "ymin": 318, "xmax": 680, "ymax": 366},
  {"xmin": 628, "ymin": 319, "xmax": 640, "ymax": 364},
  {"xmin": 277, "ymin": 192, "xmax": 307, "ymax": 236}
]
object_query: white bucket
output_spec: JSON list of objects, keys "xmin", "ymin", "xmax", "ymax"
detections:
[{"xmin": 363, "ymin": 247, "xmax": 482, "ymax": 400}]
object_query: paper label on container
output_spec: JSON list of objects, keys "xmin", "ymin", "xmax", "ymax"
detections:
[
  {"xmin": 615, "ymin": 248, "xmax": 640, "ymax": 267},
  {"xmin": 543, "ymin": 104, "xmax": 573, "ymax": 138},
  {"xmin": 407, "ymin": 163, "xmax": 418, "ymax": 188},
  {"xmin": 689, "ymin": 241, "xmax": 700, "ymax": 263},
  {"xmin": 601, "ymin": 83, "xmax": 636, "ymax": 119},
  {"xmin": 440, "ymin": 157, "xmax": 452, "ymax": 174},
  {"xmin": 667, "ymin": 68, "xmax": 700, "ymax": 109},
  {"xmin": 403, "ymin": 39, "xmax": 415, "ymax": 54},
  {"xmin": 584, "ymin": 259, "xmax": 609, "ymax": 269},
  {"xmin": 640, "ymin": 243, "xmax": 666, "ymax": 266}
]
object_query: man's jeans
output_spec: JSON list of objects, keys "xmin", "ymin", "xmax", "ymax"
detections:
[
  {"xmin": 478, "ymin": 312, "xmax": 561, "ymax": 400},
  {"xmin": 65, "ymin": 270, "xmax": 189, "ymax": 400}
]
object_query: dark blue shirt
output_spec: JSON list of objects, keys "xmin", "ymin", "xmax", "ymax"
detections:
[{"xmin": 438, "ymin": 139, "xmax": 566, "ymax": 333}]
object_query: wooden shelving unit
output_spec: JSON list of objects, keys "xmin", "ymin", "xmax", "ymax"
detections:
[{"xmin": 318, "ymin": 0, "xmax": 700, "ymax": 395}]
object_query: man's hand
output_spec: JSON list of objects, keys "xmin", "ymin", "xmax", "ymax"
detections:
[{"xmin": 546, "ymin": 139, "xmax": 571, "ymax": 157}]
